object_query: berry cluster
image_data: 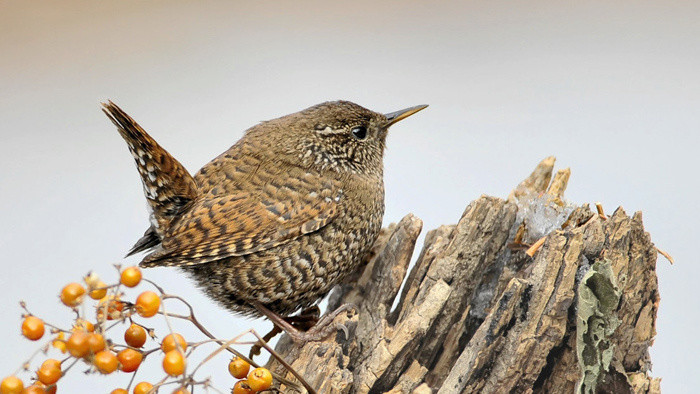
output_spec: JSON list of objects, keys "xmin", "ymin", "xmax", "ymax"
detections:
[
  {"xmin": 228, "ymin": 357, "xmax": 273, "ymax": 394},
  {"xmin": 1, "ymin": 266, "xmax": 277, "ymax": 394}
]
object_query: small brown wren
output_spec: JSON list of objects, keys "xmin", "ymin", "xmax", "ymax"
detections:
[{"xmin": 103, "ymin": 100, "xmax": 427, "ymax": 340}]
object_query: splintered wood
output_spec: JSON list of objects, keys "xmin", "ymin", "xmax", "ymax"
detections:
[{"xmin": 268, "ymin": 157, "xmax": 661, "ymax": 394}]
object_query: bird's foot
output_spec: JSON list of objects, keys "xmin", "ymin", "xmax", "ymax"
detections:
[
  {"xmin": 249, "ymin": 306, "xmax": 321, "ymax": 358},
  {"xmin": 253, "ymin": 302, "xmax": 357, "ymax": 346},
  {"xmin": 285, "ymin": 303, "xmax": 357, "ymax": 343}
]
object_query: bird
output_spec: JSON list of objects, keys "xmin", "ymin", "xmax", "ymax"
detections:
[{"xmin": 103, "ymin": 100, "xmax": 427, "ymax": 341}]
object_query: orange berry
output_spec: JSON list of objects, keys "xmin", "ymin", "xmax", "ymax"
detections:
[
  {"xmin": 0, "ymin": 375, "xmax": 24, "ymax": 394},
  {"xmin": 36, "ymin": 360, "xmax": 61, "ymax": 386},
  {"xmin": 124, "ymin": 324, "xmax": 147, "ymax": 348},
  {"xmin": 40, "ymin": 359, "xmax": 61, "ymax": 371},
  {"xmin": 87, "ymin": 333, "xmax": 106, "ymax": 354},
  {"xmin": 110, "ymin": 389, "xmax": 128, "ymax": 394},
  {"xmin": 117, "ymin": 348, "xmax": 143, "ymax": 372},
  {"xmin": 21, "ymin": 316, "xmax": 45, "ymax": 341},
  {"xmin": 66, "ymin": 331, "xmax": 90, "ymax": 358},
  {"xmin": 228, "ymin": 357, "xmax": 250, "ymax": 379},
  {"xmin": 89, "ymin": 281, "xmax": 108, "ymax": 300},
  {"xmin": 247, "ymin": 367, "xmax": 273, "ymax": 391},
  {"xmin": 232, "ymin": 380, "xmax": 253, "ymax": 394},
  {"xmin": 22, "ymin": 385, "xmax": 42, "ymax": 394},
  {"xmin": 120, "ymin": 267, "xmax": 142, "ymax": 288},
  {"xmin": 73, "ymin": 319, "xmax": 95, "ymax": 333},
  {"xmin": 94, "ymin": 350, "xmax": 119, "ymax": 374},
  {"xmin": 172, "ymin": 388, "xmax": 189, "ymax": 394},
  {"xmin": 60, "ymin": 283, "xmax": 86, "ymax": 307},
  {"xmin": 162, "ymin": 350, "xmax": 186, "ymax": 377},
  {"xmin": 135, "ymin": 291, "xmax": 160, "ymax": 318},
  {"xmin": 24, "ymin": 382, "xmax": 56, "ymax": 394},
  {"xmin": 133, "ymin": 382, "xmax": 154, "ymax": 394},
  {"xmin": 36, "ymin": 368, "xmax": 60, "ymax": 387},
  {"xmin": 161, "ymin": 333, "xmax": 187, "ymax": 353}
]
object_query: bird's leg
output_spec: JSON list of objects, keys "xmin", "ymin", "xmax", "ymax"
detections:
[
  {"xmin": 249, "ymin": 306, "xmax": 321, "ymax": 358},
  {"xmin": 253, "ymin": 302, "xmax": 357, "ymax": 344},
  {"xmin": 249, "ymin": 324, "xmax": 283, "ymax": 358},
  {"xmin": 284, "ymin": 305, "xmax": 321, "ymax": 332}
]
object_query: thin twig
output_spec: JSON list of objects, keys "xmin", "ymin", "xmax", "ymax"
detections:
[
  {"xmin": 595, "ymin": 202, "xmax": 608, "ymax": 220},
  {"xmin": 162, "ymin": 294, "xmax": 307, "ymax": 392},
  {"xmin": 13, "ymin": 342, "xmax": 50, "ymax": 375},
  {"xmin": 190, "ymin": 329, "xmax": 253, "ymax": 376},
  {"xmin": 656, "ymin": 247, "xmax": 675, "ymax": 265},
  {"xmin": 125, "ymin": 366, "xmax": 138, "ymax": 391},
  {"xmin": 249, "ymin": 330, "xmax": 317, "ymax": 394},
  {"xmin": 156, "ymin": 293, "xmax": 188, "ymax": 388},
  {"xmin": 59, "ymin": 356, "xmax": 82, "ymax": 376},
  {"xmin": 19, "ymin": 303, "xmax": 72, "ymax": 334},
  {"xmin": 525, "ymin": 236, "xmax": 547, "ymax": 257}
]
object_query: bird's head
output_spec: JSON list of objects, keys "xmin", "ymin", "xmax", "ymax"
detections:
[{"xmin": 245, "ymin": 101, "xmax": 427, "ymax": 176}]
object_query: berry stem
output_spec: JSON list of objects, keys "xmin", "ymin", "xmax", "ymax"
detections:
[
  {"xmin": 13, "ymin": 341, "xmax": 49, "ymax": 375},
  {"xmin": 189, "ymin": 329, "xmax": 253, "ymax": 376},
  {"xmin": 161, "ymin": 293, "xmax": 312, "ymax": 393}
]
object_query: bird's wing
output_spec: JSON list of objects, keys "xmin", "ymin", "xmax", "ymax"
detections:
[{"xmin": 139, "ymin": 180, "xmax": 343, "ymax": 267}]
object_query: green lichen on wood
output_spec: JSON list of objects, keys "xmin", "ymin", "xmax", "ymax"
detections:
[{"xmin": 576, "ymin": 259, "xmax": 622, "ymax": 394}]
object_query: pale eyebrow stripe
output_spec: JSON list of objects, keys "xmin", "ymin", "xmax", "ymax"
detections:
[{"xmin": 315, "ymin": 126, "xmax": 342, "ymax": 135}]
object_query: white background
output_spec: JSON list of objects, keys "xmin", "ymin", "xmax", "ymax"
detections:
[{"xmin": 1, "ymin": 1, "xmax": 697, "ymax": 392}]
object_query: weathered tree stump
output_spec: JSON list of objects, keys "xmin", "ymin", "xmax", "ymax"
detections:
[{"xmin": 268, "ymin": 157, "xmax": 661, "ymax": 394}]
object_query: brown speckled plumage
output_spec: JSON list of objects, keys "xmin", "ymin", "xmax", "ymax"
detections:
[{"xmin": 104, "ymin": 100, "xmax": 426, "ymax": 317}]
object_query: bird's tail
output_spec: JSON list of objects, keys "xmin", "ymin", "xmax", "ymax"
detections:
[{"xmin": 102, "ymin": 101, "xmax": 199, "ymax": 246}]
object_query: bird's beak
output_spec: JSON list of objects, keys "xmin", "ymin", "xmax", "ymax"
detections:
[{"xmin": 384, "ymin": 104, "xmax": 429, "ymax": 127}]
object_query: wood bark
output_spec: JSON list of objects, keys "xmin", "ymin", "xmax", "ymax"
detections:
[{"xmin": 268, "ymin": 157, "xmax": 661, "ymax": 394}]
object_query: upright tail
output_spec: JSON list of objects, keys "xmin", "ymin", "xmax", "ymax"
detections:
[{"xmin": 102, "ymin": 101, "xmax": 199, "ymax": 255}]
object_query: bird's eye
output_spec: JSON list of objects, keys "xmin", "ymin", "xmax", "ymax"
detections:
[{"xmin": 351, "ymin": 126, "xmax": 368, "ymax": 141}]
